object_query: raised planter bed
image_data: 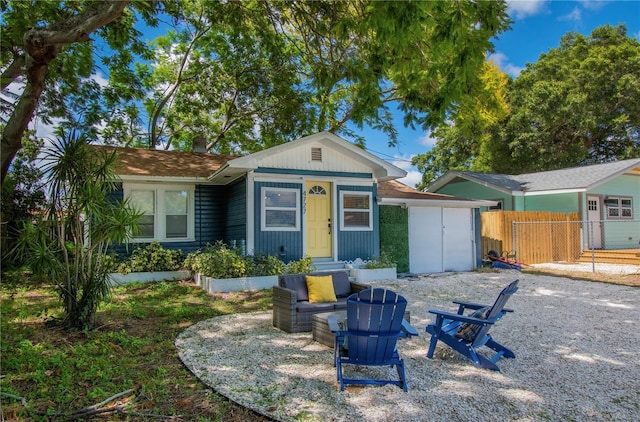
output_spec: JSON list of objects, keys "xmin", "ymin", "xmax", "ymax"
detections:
[
  {"xmin": 108, "ymin": 270, "xmax": 191, "ymax": 286},
  {"xmin": 349, "ymin": 267, "xmax": 397, "ymax": 282},
  {"xmin": 195, "ymin": 273, "xmax": 279, "ymax": 293}
]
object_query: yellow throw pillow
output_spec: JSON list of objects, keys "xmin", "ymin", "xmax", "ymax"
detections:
[{"xmin": 305, "ymin": 275, "xmax": 337, "ymax": 303}]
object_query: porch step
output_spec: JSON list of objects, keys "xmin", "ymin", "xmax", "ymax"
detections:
[
  {"xmin": 577, "ymin": 249, "xmax": 640, "ymax": 265},
  {"xmin": 312, "ymin": 258, "xmax": 347, "ymax": 272}
]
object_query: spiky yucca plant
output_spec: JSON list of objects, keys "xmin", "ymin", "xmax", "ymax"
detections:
[{"xmin": 15, "ymin": 130, "xmax": 141, "ymax": 329}]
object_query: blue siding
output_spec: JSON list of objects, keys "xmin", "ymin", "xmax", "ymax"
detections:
[
  {"xmin": 254, "ymin": 181, "xmax": 303, "ymax": 262},
  {"xmin": 336, "ymin": 184, "xmax": 378, "ymax": 261},
  {"xmin": 194, "ymin": 184, "xmax": 226, "ymax": 251},
  {"xmin": 225, "ymin": 178, "xmax": 247, "ymax": 246},
  {"xmin": 111, "ymin": 183, "xmax": 228, "ymax": 257}
]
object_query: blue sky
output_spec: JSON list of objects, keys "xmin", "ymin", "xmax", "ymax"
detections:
[{"xmin": 363, "ymin": 0, "xmax": 640, "ymax": 187}]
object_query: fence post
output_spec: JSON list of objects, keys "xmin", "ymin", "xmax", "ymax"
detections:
[
  {"xmin": 512, "ymin": 221, "xmax": 517, "ymax": 262},
  {"xmin": 589, "ymin": 221, "xmax": 595, "ymax": 272}
]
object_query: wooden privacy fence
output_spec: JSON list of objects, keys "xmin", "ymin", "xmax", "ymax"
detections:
[{"xmin": 480, "ymin": 211, "xmax": 581, "ymax": 265}]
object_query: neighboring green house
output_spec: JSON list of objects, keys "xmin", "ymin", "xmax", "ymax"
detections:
[{"xmin": 426, "ymin": 159, "xmax": 640, "ymax": 250}]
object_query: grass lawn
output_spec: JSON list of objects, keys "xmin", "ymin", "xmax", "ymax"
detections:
[
  {"xmin": 1, "ymin": 278, "xmax": 272, "ymax": 421},
  {"xmin": 2, "ymin": 268, "xmax": 638, "ymax": 420}
]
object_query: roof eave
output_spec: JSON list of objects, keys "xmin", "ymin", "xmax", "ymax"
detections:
[
  {"xmin": 427, "ymin": 171, "xmax": 516, "ymax": 195},
  {"xmin": 521, "ymin": 188, "xmax": 586, "ymax": 196},
  {"xmin": 118, "ymin": 175, "xmax": 210, "ymax": 184},
  {"xmin": 378, "ymin": 197, "xmax": 497, "ymax": 208}
]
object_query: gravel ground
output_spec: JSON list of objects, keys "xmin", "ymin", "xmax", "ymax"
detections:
[
  {"xmin": 530, "ymin": 262, "xmax": 640, "ymax": 275},
  {"xmin": 176, "ymin": 271, "xmax": 640, "ymax": 422}
]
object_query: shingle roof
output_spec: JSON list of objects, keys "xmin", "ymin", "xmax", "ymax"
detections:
[
  {"xmin": 512, "ymin": 159, "xmax": 640, "ymax": 191},
  {"xmin": 435, "ymin": 158, "xmax": 640, "ymax": 193},
  {"xmin": 91, "ymin": 145, "xmax": 236, "ymax": 179},
  {"xmin": 377, "ymin": 180, "xmax": 473, "ymax": 201}
]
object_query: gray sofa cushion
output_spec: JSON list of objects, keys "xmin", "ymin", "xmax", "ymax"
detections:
[
  {"xmin": 334, "ymin": 297, "xmax": 349, "ymax": 309},
  {"xmin": 296, "ymin": 301, "xmax": 335, "ymax": 313},
  {"xmin": 330, "ymin": 271, "xmax": 352, "ymax": 298},
  {"xmin": 279, "ymin": 274, "xmax": 309, "ymax": 301}
]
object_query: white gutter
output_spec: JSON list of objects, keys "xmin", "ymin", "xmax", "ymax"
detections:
[
  {"xmin": 520, "ymin": 188, "xmax": 586, "ymax": 196},
  {"xmin": 378, "ymin": 197, "xmax": 498, "ymax": 208},
  {"xmin": 118, "ymin": 175, "xmax": 210, "ymax": 184}
]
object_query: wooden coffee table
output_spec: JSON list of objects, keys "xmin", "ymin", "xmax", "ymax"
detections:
[{"xmin": 312, "ymin": 311, "xmax": 345, "ymax": 348}]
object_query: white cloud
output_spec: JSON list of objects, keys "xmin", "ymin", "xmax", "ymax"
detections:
[
  {"xmin": 507, "ymin": 0, "xmax": 548, "ymax": 20},
  {"xmin": 91, "ymin": 71, "xmax": 109, "ymax": 88},
  {"xmin": 559, "ymin": 6, "xmax": 582, "ymax": 22},
  {"xmin": 391, "ymin": 154, "xmax": 413, "ymax": 172},
  {"xmin": 577, "ymin": 0, "xmax": 608, "ymax": 11},
  {"xmin": 488, "ymin": 52, "xmax": 525, "ymax": 78},
  {"xmin": 397, "ymin": 170, "xmax": 423, "ymax": 189},
  {"xmin": 417, "ymin": 131, "xmax": 437, "ymax": 148},
  {"xmin": 391, "ymin": 154, "xmax": 423, "ymax": 189}
]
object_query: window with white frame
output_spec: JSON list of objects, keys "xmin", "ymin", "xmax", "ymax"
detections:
[
  {"xmin": 341, "ymin": 191, "xmax": 372, "ymax": 230},
  {"xmin": 261, "ymin": 187, "xmax": 300, "ymax": 231},
  {"xmin": 604, "ymin": 196, "xmax": 633, "ymax": 219},
  {"xmin": 125, "ymin": 184, "xmax": 194, "ymax": 241}
]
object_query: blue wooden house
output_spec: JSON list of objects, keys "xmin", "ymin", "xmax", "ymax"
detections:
[{"xmin": 102, "ymin": 132, "xmax": 493, "ymax": 272}]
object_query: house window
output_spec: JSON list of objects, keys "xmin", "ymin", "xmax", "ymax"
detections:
[
  {"xmin": 341, "ymin": 191, "xmax": 372, "ymax": 231},
  {"xmin": 164, "ymin": 190, "xmax": 189, "ymax": 238},
  {"xmin": 605, "ymin": 196, "xmax": 633, "ymax": 219},
  {"xmin": 125, "ymin": 184, "xmax": 194, "ymax": 242},
  {"xmin": 308, "ymin": 185, "xmax": 327, "ymax": 196},
  {"xmin": 261, "ymin": 187, "xmax": 300, "ymax": 231}
]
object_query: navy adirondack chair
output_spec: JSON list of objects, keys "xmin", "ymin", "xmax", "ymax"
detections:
[
  {"xmin": 328, "ymin": 288, "xmax": 418, "ymax": 391},
  {"xmin": 425, "ymin": 279, "xmax": 519, "ymax": 371}
]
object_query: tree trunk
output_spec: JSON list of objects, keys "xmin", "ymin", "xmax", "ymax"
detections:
[
  {"xmin": 0, "ymin": 0, "xmax": 130, "ymax": 186},
  {"xmin": 1, "ymin": 53, "xmax": 54, "ymax": 185}
]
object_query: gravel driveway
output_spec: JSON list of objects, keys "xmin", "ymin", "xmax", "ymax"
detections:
[{"xmin": 176, "ymin": 271, "xmax": 640, "ymax": 421}]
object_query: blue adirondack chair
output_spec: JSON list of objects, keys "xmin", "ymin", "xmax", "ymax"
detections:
[
  {"xmin": 425, "ymin": 279, "xmax": 519, "ymax": 371},
  {"xmin": 328, "ymin": 288, "xmax": 418, "ymax": 391}
]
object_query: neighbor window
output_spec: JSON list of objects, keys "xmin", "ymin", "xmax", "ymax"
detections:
[
  {"xmin": 125, "ymin": 184, "xmax": 194, "ymax": 241},
  {"xmin": 341, "ymin": 191, "xmax": 372, "ymax": 230},
  {"xmin": 261, "ymin": 187, "xmax": 300, "ymax": 231},
  {"xmin": 605, "ymin": 196, "xmax": 633, "ymax": 219}
]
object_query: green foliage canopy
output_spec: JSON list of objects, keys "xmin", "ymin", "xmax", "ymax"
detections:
[
  {"xmin": 415, "ymin": 24, "xmax": 640, "ymax": 189},
  {"xmin": 504, "ymin": 24, "xmax": 640, "ymax": 172}
]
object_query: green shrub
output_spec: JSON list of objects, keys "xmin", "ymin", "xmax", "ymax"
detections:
[
  {"xmin": 184, "ymin": 241, "xmax": 247, "ymax": 278},
  {"xmin": 249, "ymin": 254, "xmax": 286, "ymax": 276},
  {"xmin": 284, "ymin": 255, "xmax": 316, "ymax": 274},
  {"xmin": 184, "ymin": 243, "xmax": 316, "ymax": 278},
  {"xmin": 115, "ymin": 242, "xmax": 184, "ymax": 274},
  {"xmin": 363, "ymin": 251, "xmax": 396, "ymax": 269}
]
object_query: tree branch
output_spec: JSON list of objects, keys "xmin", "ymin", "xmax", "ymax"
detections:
[
  {"xmin": 23, "ymin": 1, "xmax": 130, "ymax": 52},
  {"xmin": 1, "ymin": 54, "xmax": 25, "ymax": 91},
  {"xmin": 2, "ymin": 1, "xmax": 131, "ymax": 185}
]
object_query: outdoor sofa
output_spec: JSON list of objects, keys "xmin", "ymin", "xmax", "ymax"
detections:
[{"xmin": 272, "ymin": 270, "xmax": 368, "ymax": 333}]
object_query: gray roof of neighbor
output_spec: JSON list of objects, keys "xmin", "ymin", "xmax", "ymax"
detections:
[{"xmin": 430, "ymin": 158, "xmax": 640, "ymax": 193}]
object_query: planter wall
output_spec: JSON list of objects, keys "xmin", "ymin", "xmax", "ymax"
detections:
[
  {"xmin": 195, "ymin": 273, "xmax": 278, "ymax": 293},
  {"xmin": 108, "ymin": 270, "xmax": 191, "ymax": 286},
  {"xmin": 350, "ymin": 267, "xmax": 397, "ymax": 282}
]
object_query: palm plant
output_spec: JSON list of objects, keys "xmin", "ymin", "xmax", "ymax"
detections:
[{"xmin": 15, "ymin": 130, "xmax": 141, "ymax": 329}]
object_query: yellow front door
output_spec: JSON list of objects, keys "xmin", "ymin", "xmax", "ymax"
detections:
[{"xmin": 306, "ymin": 181, "xmax": 332, "ymax": 257}]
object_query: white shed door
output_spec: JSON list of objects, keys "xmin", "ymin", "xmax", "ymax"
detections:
[
  {"xmin": 409, "ymin": 207, "xmax": 443, "ymax": 273},
  {"xmin": 442, "ymin": 208, "xmax": 474, "ymax": 272},
  {"xmin": 409, "ymin": 207, "xmax": 474, "ymax": 274}
]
